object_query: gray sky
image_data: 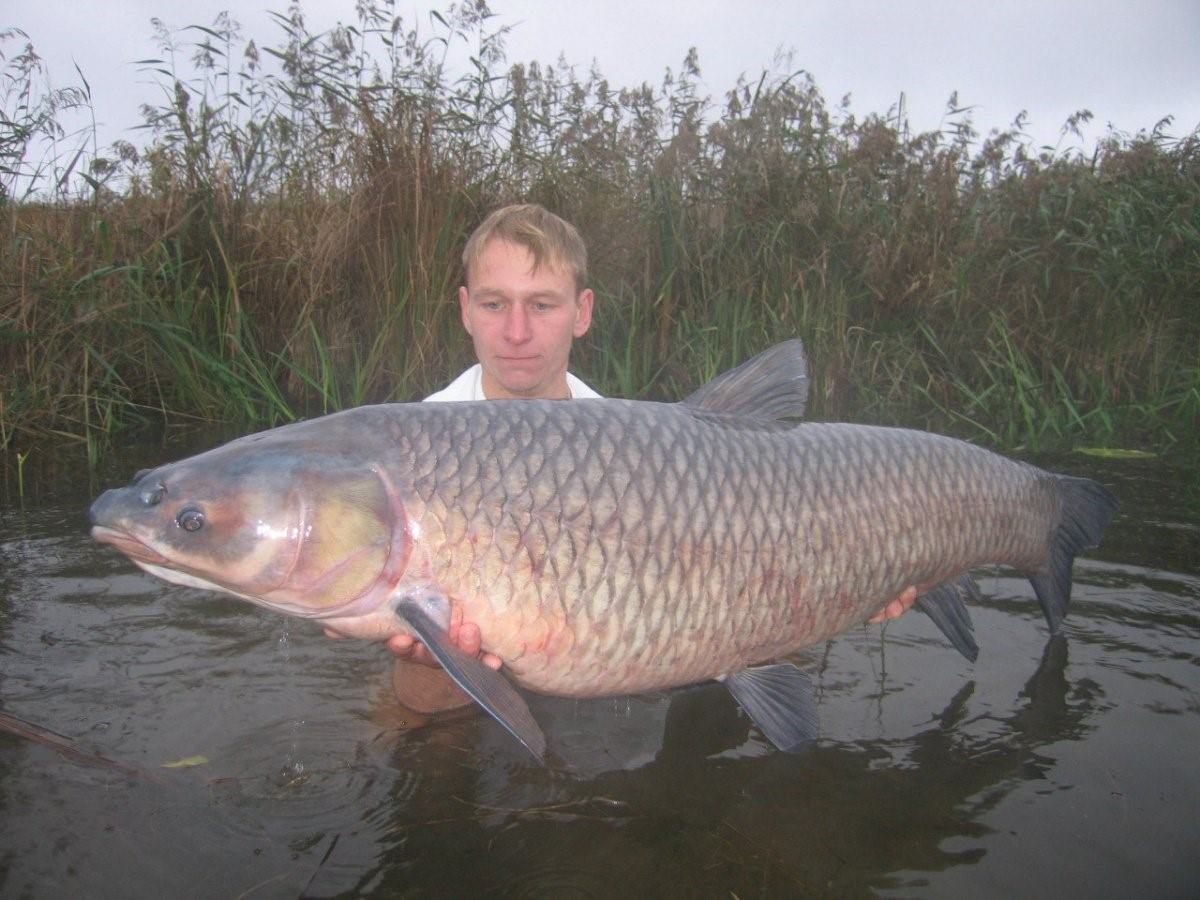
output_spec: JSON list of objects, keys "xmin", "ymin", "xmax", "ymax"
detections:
[{"xmin": 8, "ymin": 0, "xmax": 1200, "ymax": 166}]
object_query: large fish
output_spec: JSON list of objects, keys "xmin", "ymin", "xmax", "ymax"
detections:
[{"xmin": 90, "ymin": 341, "xmax": 1117, "ymax": 761}]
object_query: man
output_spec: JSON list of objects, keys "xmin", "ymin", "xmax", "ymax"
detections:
[
  {"xmin": 424, "ymin": 203, "xmax": 598, "ymax": 403},
  {"xmin": 382, "ymin": 203, "xmax": 917, "ymax": 714},
  {"xmin": 386, "ymin": 203, "xmax": 598, "ymax": 711}
]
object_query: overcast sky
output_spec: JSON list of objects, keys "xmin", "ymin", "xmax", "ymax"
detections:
[{"xmin": 8, "ymin": 0, "xmax": 1200, "ymax": 162}]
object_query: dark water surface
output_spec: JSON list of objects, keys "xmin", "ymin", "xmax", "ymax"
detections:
[{"xmin": 1, "ymin": 439, "xmax": 1197, "ymax": 898}]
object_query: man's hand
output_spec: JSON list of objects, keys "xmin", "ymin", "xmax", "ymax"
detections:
[
  {"xmin": 385, "ymin": 622, "xmax": 502, "ymax": 714},
  {"xmin": 386, "ymin": 621, "xmax": 503, "ymax": 671},
  {"xmin": 324, "ymin": 621, "xmax": 503, "ymax": 713},
  {"xmin": 323, "ymin": 619, "xmax": 503, "ymax": 670},
  {"xmin": 866, "ymin": 586, "xmax": 919, "ymax": 623}
]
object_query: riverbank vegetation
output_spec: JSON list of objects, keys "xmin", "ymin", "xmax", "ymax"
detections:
[{"xmin": 3, "ymin": 3, "xmax": 1198, "ymax": 460}]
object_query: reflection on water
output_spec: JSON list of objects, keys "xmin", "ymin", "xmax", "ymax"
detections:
[{"xmin": 1, "ymin": 447, "xmax": 1198, "ymax": 897}]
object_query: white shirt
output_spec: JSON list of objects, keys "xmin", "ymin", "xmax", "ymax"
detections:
[{"xmin": 423, "ymin": 364, "xmax": 601, "ymax": 402}]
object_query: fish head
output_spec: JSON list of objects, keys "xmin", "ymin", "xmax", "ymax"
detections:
[{"xmin": 90, "ymin": 441, "xmax": 407, "ymax": 618}]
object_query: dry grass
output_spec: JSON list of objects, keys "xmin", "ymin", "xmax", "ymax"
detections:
[{"xmin": 2, "ymin": 4, "xmax": 1197, "ymax": 456}]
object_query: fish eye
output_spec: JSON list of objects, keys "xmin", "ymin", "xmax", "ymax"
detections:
[{"xmin": 177, "ymin": 507, "xmax": 205, "ymax": 532}]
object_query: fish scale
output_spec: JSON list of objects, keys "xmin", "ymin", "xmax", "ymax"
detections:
[
  {"xmin": 90, "ymin": 341, "xmax": 1117, "ymax": 758},
  {"xmin": 385, "ymin": 400, "xmax": 1042, "ymax": 695}
]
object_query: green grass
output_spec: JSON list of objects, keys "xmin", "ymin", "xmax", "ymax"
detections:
[{"xmin": 1, "ymin": 5, "xmax": 1197, "ymax": 459}]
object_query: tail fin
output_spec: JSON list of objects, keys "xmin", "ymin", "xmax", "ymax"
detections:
[{"xmin": 1030, "ymin": 476, "xmax": 1118, "ymax": 632}]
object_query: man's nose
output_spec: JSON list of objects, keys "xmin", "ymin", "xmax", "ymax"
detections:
[{"xmin": 503, "ymin": 305, "xmax": 531, "ymax": 343}]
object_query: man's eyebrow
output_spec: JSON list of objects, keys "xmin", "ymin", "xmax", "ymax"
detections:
[
  {"xmin": 473, "ymin": 288, "xmax": 564, "ymax": 303},
  {"xmin": 470, "ymin": 287, "xmax": 507, "ymax": 299}
]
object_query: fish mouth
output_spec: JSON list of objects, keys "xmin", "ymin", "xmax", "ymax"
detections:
[{"xmin": 90, "ymin": 525, "xmax": 169, "ymax": 566}]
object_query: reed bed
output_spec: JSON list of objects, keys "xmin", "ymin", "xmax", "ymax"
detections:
[{"xmin": 2, "ymin": 3, "xmax": 1198, "ymax": 459}]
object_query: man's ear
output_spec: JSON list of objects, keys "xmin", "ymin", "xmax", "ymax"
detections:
[
  {"xmin": 573, "ymin": 288, "xmax": 594, "ymax": 337},
  {"xmin": 458, "ymin": 285, "xmax": 473, "ymax": 335}
]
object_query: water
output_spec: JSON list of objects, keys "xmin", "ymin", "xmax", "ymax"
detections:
[{"xmin": 1, "ymin": 441, "xmax": 1197, "ymax": 897}]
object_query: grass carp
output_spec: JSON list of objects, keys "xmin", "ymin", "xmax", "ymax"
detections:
[{"xmin": 90, "ymin": 341, "xmax": 1117, "ymax": 761}]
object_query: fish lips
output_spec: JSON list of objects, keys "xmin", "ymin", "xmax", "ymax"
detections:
[{"xmin": 90, "ymin": 525, "xmax": 172, "ymax": 567}]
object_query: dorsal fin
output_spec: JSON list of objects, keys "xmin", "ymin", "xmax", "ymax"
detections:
[{"xmin": 681, "ymin": 340, "xmax": 809, "ymax": 421}]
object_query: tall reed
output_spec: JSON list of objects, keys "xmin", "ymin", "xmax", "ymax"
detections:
[{"xmin": 2, "ymin": 3, "xmax": 1197, "ymax": 458}]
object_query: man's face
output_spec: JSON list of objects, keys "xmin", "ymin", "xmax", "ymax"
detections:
[{"xmin": 459, "ymin": 238, "xmax": 593, "ymax": 399}]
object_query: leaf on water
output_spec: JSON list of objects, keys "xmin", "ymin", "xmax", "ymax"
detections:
[
  {"xmin": 162, "ymin": 755, "xmax": 209, "ymax": 768},
  {"xmin": 1074, "ymin": 447, "xmax": 1157, "ymax": 459}
]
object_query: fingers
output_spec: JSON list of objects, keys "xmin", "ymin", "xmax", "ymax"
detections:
[
  {"xmin": 383, "ymin": 622, "xmax": 501, "ymax": 670},
  {"xmin": 867, "ymin": 585, "xmax": 919, "ymax": 623},
  {"xmin": 385, "ymin": 632, "xmax": 437, "ymax": 666},
  {"xmin": 386, "ymin": 633, "xmax": 415, "ymax": 656},
  {"xmin": 866, "ymin": 599, "xmax": 902, "ymax": 624},
  {"xmin": 452, "ymin": 622, "xmax": 501, "ymax": 667},
  {"xmin": 455, "ymin": 621, "xmax": 482, "ymax": 657}
]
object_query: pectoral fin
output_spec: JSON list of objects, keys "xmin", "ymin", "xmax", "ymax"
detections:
[
  {"xmin": 395, "ymin": 597, "xmax": 546, "ymax": 763},
  {"xmin": 915, "ymin": 573, "xmax": 980, "ymax": 662},
  {"xmin": 723, "ymin": 663, "xmax": 819, "ymax": 752}
]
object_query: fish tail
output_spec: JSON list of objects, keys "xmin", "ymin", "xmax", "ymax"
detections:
[{"xmin": 1030, "ymin": 475, "xmax": 1118, "ymax": 632}]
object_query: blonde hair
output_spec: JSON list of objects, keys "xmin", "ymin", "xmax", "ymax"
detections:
[{"xmin": 462, "ymin": 204, "xmax": 588, "ymax": 293}]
